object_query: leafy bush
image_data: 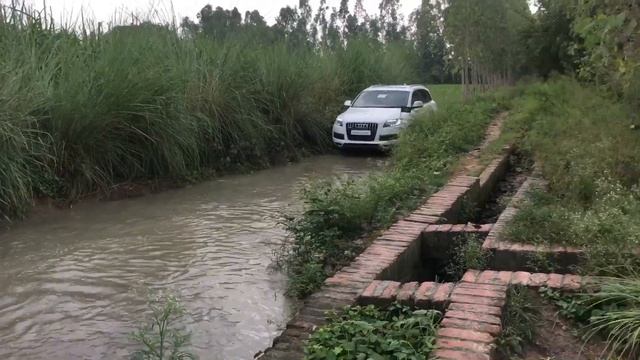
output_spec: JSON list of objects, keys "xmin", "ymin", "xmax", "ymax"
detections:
[
  {"xmin": 304, "ymin": 304, "xmax": 441, "ymax": 360},
  {"xmin": 277, "ymin": 91, "xmax": 502, "ymax": 297}
]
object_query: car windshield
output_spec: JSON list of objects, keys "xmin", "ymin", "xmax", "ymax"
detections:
[{"xmin": 351, "ymin": 90, "xmax": 410, "ymax": 108}]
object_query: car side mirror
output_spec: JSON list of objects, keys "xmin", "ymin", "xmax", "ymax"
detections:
[
  {"xmin": 344, "ymin": 100, "xmax": 352, "ymax": 107},
  {"xmin": 412, "ymin": 101, "xmax": 424, "ymax": 108}
]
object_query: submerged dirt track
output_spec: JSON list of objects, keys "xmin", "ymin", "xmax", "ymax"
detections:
[{"xmin": 0, "ymin": 154, "xmax": 383, "ymax": 360}]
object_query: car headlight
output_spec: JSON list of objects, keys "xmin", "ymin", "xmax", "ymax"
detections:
[
  {"xmin": 383, "ymin": 118, "xmax": 402, "ymax": 127},
  {"xmin": 335, "ymin": 118, "xmax": 344, "ymax": 127}
]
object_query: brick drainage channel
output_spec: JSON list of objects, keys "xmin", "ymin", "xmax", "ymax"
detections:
[
  {"xmin": 257, "ymin": 145, "xmax": 594, "ymax": 360},
  {"xmin": 356, "ymin": 176, "xmax": 595, "ymax": 360}
]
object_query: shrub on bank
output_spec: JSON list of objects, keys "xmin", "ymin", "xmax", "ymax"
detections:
[
  {"xmin": 277, "ymin": 90, "xmax": 503, "ymax": 297},
  {"xmin": 0, "ymin": 8, "xmax": 419, "ymax": 220}
]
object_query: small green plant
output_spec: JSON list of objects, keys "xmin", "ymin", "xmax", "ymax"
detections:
[
  {"xmin": 304, "ymin": 303, "xmax": 441, "ymax": 360},
  {"xmin": 539, "ymin": 287, "xmax": 592, "ymax": 323},
  {"xmin": 496, "ymin": 286, "xmax": 538, "ymax": 358},
  {"xmin": 130, "ymin": 293, "xmax": 196, "ymax": 360},
  {"xmin": 444, "ymin": 234, "xmax": 490, "ymax": 280}
]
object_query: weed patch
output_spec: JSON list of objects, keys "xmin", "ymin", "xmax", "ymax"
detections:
[
  {"xmin": 443, "ymin": 234, "xmax": 490, "ymax": 281},
  {"xmin": 496, "ymin": 286, "xmax": 538, "ymax": 359},
  {"xmin": 304, "ymin": 303, "xmax": 441, "ymax": 360}
]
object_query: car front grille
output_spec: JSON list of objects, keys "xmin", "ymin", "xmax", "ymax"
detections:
[{"xmin": 346, "ymin": 122, "xmax": 378, "ymax": 141}]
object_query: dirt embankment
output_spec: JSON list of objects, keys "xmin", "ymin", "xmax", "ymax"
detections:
[{"xmin": 520, "ymin": 291, "xmax": 608, "ymax": 360}]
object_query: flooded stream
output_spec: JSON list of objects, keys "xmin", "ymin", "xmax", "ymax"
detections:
[{"xmin": 0, "ymin": 155, "xmax": 383, "ymax": 360}]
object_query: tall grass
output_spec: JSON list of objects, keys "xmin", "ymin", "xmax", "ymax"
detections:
[
  {"xmin": 0, "ymin": 3, "xmax": 421, "ymax": 220},
  {"xmin": 502, "ymin": 78, "xmax": 640, "ymax": 274}
]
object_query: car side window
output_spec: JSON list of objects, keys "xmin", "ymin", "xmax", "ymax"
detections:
[{"xmin": 411, "ymin": 89, "xmax": 431, "ymax": 104}]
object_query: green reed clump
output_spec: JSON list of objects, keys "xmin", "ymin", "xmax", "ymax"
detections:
[
  {"xmin": 582, "ymin": 276, "xmax": 640, "ymax": 359},
  {"xmin": 0, "ymin": 5, "xmax": 420, "ymax": 219},
  {"xmin": 277, "ymin": 87, "xmax": 503, "ymax": 297}
]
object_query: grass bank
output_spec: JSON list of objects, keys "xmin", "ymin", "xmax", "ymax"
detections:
[
  {"xmin": 276, "ymin": 86, "xmax": 506, "ymax": 297},
  {"xmin": 491, "ymin": 78, "xmax": 640, "ymax": 359},
  {"xmin": 500, "ymin": 78, "xmax": 640, "ymax": 274},
  {"xmin": 0, "ymin": 6, "xmax": 421, "ymax": 221}
]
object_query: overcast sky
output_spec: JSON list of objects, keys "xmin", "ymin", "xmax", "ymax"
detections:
[{"xmin": 20, "ymin": 0, "xmax": 423, "ymax": 26}]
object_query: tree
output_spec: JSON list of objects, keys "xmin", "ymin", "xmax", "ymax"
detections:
[
  {"xmin": 444, "ymin": 0, "xmax": 531, "ymax": 97},
  {"xmin": 569, "ymin": 0, "xmax": 639, "ymax": 108},
  {"xmin": 338, "ymin": 0, "xmax": 351, "ymax": 38},
  {"xmin": 312, "ymin": 0, "xmax": 329, "ymax": 47},
  {"xmin": 378, "ymin": 0, "xmax": 402, "ymax": 41},
  {"xmin": 326, "ymin": 7, "xmax": 342, "ymax": 48},
  {"xmin": 180, "ymin": 17, "xmax": 199, "ymax": 38},
  {"xmin": 296, "ymin": 0, "xmax": 313, "ymax": 45},
  {"xmin": 244, "ymin": 10, "xmax": 266, "ymax": 27},
  {"xmin": 368, "ymin": 17, "xmax": 382, "ymax": 41},
  {"xmin": 410, "ymin": 0, "xmax": 448, "ymax": 83},
  {"xmin": 274, "ymin": 6, "xmax": 299, "ymax": 39},
  {"xmin": 196, "ymin": 5, "xmax": 242, "ymax": 40},
  {"xmin": 520, "ymin": 0, "xmax": 577, "ymax": 77}
]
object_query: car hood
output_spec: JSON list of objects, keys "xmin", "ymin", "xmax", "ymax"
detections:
[{"xmin": 339, "ymin": 107, "xmax": 402, "ymax": 124}]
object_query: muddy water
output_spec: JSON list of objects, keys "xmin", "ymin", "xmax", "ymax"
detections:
[{"xmin": 0, "ymin": 155, "xmax": 383, "ymax": 360}]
